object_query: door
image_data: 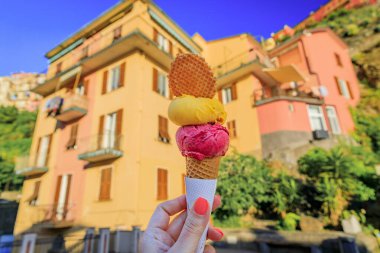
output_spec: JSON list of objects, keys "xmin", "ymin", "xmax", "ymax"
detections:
[
  {"xmin": 102, "ymin": 113, "xmax": 116, "ymax": 149},
  {"xmin": 54, "ymin": 174, "xmax": 72, "ymax": 221}
]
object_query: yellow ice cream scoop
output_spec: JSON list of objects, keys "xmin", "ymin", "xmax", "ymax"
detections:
[{"xmin": 168, "ymin": 95, "xmax": 226, "ymax": 126}]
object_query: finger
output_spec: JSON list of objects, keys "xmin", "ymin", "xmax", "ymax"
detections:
[
  {"xmin": 204, "ymin": 245, "xmax": 216, "ymax": 253},
  {"xmin": 147, "ymin": 195, "xmax": 186, "ymax": 230},
  {"xmin": 207, "ymin": 226, "xmax": 224, "ymax": 241},
  {"xmin": 167, "ymin": 195, "xmax": 222, "ymax": 241},
  {"xmin": 169, "ymin": 197, "xmax": 210, "ymax": 253}
]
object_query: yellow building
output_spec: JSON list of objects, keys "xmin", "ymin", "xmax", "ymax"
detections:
[{"xmin": 14, "ymin": 0, "xmax": 290, "ymax": 248}]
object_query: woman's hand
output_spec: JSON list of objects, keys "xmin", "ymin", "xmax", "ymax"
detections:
[{"xmin": 141, "ymin": 195, "xmax": 223, "ymax": 253}]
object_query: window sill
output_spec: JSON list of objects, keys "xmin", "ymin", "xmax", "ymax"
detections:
[
  {"xmin": 157, "ymin": 137, "xmax": 171, "ymax": 144},
  {"xmin": 97, "ymin": 199, "xmax": 112, "ymax": 203},
  {"xmin": 103, "ymin": 86, "xmax": 123, "ymax": 95},
  {"xmin": 153, "ymin": 91, "xmax": 171, "ymax": 100}
]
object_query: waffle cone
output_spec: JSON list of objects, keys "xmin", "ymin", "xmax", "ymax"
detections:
[
  {"xmin": 186, "ymin": 157, "xmax": 220, "ymax": 179},
  {"xmin": 168, "ymin": 53, "xmax": 216, "ymax": 98}
]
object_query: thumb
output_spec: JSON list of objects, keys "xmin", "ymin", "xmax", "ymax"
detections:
[{"xmin": 170, "ymin": 197, "xmax": 210, "ymax": 253}]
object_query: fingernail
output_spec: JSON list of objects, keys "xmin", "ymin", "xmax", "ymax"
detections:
[
  {"xmin": 215, "ymin": 228, "xmax": 224, "ymax": 237},
  {"xmin": 194, "ymin": 197, "xmax": 208, "ymax": 215}
]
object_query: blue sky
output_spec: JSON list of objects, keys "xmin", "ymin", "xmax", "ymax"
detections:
[{"xmin": 0, "ymin": 0, "xmax": 328, "ymax": 76}]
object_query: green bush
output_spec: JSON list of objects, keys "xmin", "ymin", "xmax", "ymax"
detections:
[
  {"xmin": 214, "ymin": 153, "xmax": 274, "ymax": 220},
  {"xmin": 344, "ymin": 24, "xmax": 360, "ymax": 37},
  {"xmin": 276, "ymin": 213, "xmax": 300, "ymax": 231},
  {"xmin": 298, "ymin": 147, "xmax": 376, "ymax": 226}
]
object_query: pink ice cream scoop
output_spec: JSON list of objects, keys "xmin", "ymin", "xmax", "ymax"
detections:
[{"xmin": 176, "ymin": 124, "xmax": 229, "ymax": 160}]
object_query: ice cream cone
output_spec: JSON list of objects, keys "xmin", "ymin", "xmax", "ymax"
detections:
[
  {"xmin": 168, "ymin": 53, "xmax": 216, "ymax": 98},
  {"xmin": 186, "ymin": 157, "xmax": 220, "ymax": 179}
]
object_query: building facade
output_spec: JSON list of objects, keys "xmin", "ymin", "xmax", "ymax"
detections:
[
  {"xmin": 261, "ymin": 28, "xmax": 360, "ymax": 163},
  {"xmin": 14, "ymin": 0, "xmax": 361, "ymax": 248},
  {"xmin": 0, "ymin": 73, "xmax": 44, "ymax": 111}
]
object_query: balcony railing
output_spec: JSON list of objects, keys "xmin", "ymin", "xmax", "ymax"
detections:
[
  {"xmin": 78, "ymin": 132, "xmax": 123, "ymax": 162},
  {"xmin": 54, "ymin": 93, "xmax": 88, "ymax": 122},
  {"xmin": 33, "ymin": 204, "xmax": 76, "ymax": 229},
  {"xmin": 15, "ymin": 156, "xmax": 48, "ymax": 177},
  {"xmin": 252, "ymin": 86, "xmax": 322, "ymax": 106}
]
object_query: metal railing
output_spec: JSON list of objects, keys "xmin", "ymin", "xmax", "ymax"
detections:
[
  {"xmin": 252, "ymin": 86, "xmax": 321, "ymax": 105},
  {"xmin": 14, "ymin": 155, "xmax": 47, "ymax": 171},
  {"xmin": 79, "ymin": 132, "xmax": 123, "ymax": 153},
  {"xmin": 37, "ymin": 203, "xmax": 76, "ymax": 223}
]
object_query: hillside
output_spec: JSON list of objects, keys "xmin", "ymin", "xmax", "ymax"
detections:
[
  {"xmin": 0, "ymin": 106, "xmax": 36, "ymax": 191},
  {"xmin": 310, "ymin": 4, "xmax": 380, "ymax": 89}
]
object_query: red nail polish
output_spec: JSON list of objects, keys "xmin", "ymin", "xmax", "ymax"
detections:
[
  {"xmin": 194, "ymin": 197, "xmax": 208, "ymax": 215},
  {"xmin": 215, "ymin": 228, "xmax": 224, "ymax": 237}
]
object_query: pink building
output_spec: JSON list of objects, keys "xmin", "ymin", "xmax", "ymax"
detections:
[{"xmin": 255, "ymin": 28, "xmax": 360, "ymax": 163}]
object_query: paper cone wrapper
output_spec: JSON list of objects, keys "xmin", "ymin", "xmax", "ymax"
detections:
[{"xmin": 185, "ymin": 177, "xmax": 217, "ymax": 253}]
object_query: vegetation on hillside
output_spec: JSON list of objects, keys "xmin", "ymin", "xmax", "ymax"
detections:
[
  {"xmin": 0, "ymin": 106, "xmax": 36, "ymax": 191},
  {"xmin": 305, "ymin": 5, "xmax": 380, "ymax": 89}
]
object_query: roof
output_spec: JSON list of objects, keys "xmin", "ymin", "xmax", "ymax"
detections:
[{"xmin": 45, "ymin": 0, "xmax": 202, "ymax": 60}]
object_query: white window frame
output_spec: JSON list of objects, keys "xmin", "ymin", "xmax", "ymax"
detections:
[
  {"xmin": 326, "ymin": 106, "xmax": 341, "ymax": 134},
  {"xmin": 338, "ymin": 79, "xmax": 350, "ymax": 99},
  {"xmin": 307, "ymin": 105, "xmax": 327, "ymax": 131},
  {"xmin": 107, "ymin": 66, "xmax": 120, "ymax": 92},
  {"xmin": 157, "ymin": 33, "xmax": 169, "ymax": 53},
  {"xmin": 157, "ymin": 73, "xmax": 169, "ymax": 98},
  {"xmin": 222, "ymin": 87, "xmax": 232, "ymax": 104},
  {"xmin": 102, "ymin": 112, "xmax": 117, "ymax": 149},
  {"xmin": 36, "ymin": 135, "xmax": 50, "ymax": 167}
]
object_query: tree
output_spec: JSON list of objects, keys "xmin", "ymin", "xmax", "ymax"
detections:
[
  {"xmin": 0, "ymin": 106, "xmax": 36, "ymax": 192},
  {"xmin": 298, "ymin": 147, "xmax": 376, "ymax": 225},
  {"xmin": 214, "ymin": 153, "xmax": 273, "ymax": 220}
]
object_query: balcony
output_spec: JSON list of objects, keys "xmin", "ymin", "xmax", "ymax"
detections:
[
  {"xmin": 54, "ymin": 93, "xmax": 88, "ymax": 122},
  {"xmin": 78, "ymin": 132, "xmax": 123, "ymax": 162},
  {"xmin": 252, "ymin": 86, "xmax": 323, "ymax": 106},
  {"xmin": 34, "ymin": 204, "xmax": 75, "ymax": 229},
  {"xmin": 15, "ymin": 156, "xmax": 48, "ymax": 177}
]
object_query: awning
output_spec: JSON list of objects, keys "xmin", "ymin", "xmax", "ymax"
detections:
[{"xmin": 263, "ymin": 64, "xmax": 307, "ymax": 83}]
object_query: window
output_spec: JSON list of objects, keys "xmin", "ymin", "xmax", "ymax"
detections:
[
  {"xmin": 326, "ymin": 106, "xmax": 341, "ymax": 134},
  {"xmin": 27, "ymin": 181, "xmax": 41, "ymax": 206},
  {"xmin": 76, "ymin": 81, "xmax": 86, "ymax": 96},
  {"xmin": 56, "ymin": 62, "xmax": 62, "ymax": 75},
  {"xmin": 81, "ymin": 46, "xmax": 89, "ymax": 59},
  {"xmin": 307, "ymin": 105, "xmax": 327, "ymax": 131},
  {"xmin": 334, "ymin": 53, "xmax": 343, "ymax": 67},
  {"xmin": 99, "ymin": 168, "xmax": 112, "ymax": 201},
  {"xmin": 102, "ymin": 63, "xmax": 125, "ymax": 94},
  {"xmin": 335, "ymin": 77, "xmax": 353, "ymax": 99},
  {"xmin": 152, "ymin": 68, "xmax": 169, "ymax": 98},
  {"xmin": 108, "ymin": 66, "xmax": 120, "ymax": 92},
  {"xmin": 157, "ymin": 169, "xmax": 168, "ymax": 200},
  {"xmin": 66, "ymin": 124, "xmax": 79, "ymax": 150},
  {"xmin": 36, "ymin": 135, "xmax": 52, "ymax": 167},
  {"xmin": 158, "ymin": 116, "xmax": 170, "ymax": 143},
  {"xmin": 219, "ymin": 83, "xmax": 237, "ymax": 104},
  {"xmin": 227, "ymin": 120, "xmax": 237, "ymax": 138},
  {"xmin": 154, "ymin": 29, "xmax": 172, "ymax": 54},
  {"xmin": 99, "ymin": 110, "xmax": 122, "ymax": 149},
  {"xmin": 113, "ymin": 26, "xmax": 122, "ymax": 42}
]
